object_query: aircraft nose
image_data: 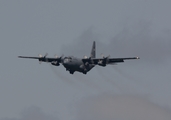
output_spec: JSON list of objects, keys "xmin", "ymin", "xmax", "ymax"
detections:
[{"xmin": 63, "ymin": 58, "xmax": 69, "ymax": 65}]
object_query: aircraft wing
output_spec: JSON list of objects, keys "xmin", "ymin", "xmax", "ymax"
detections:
[
  {"xmin": 18, "ymin": 55, "xmax": 62, "ymax": 65},
  {"xmin": 107, "ymin": 57, "xmax": 140, "ymax": 64},
  {"xmin": 82, "ymin": 57, "xmax": 139, "ymax": 65}
]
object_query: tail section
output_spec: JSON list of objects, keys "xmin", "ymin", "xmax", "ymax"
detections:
[{"xmin": 90, "ymin": 41, "xmax": 96, "ymax": 58}]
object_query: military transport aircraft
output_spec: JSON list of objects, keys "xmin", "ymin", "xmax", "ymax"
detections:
[{"xmin": 18, "ymin": 41, "xmax": 139, "ymax": 74}]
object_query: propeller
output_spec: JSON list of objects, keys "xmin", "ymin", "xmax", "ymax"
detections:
[
  {"xmin": 83, "ymin": 55, "xmax": 94, "ymax": 64},
  {"xmin": 38, "ymin": 53, "xmax": 48, "ymax": 58},
  {"xmin": 84, "ymin": 55, "xmax": 88, "ymax": 59},
  {"xmin": 38, "ymin": 54, "xmax": 43, "ymax": 58},
  {"xmin": 101, "ymin": 53, "xmax": 110, "ymax": 63},
  {"xmin": 52, "ymin": 54, "xmax": 64, "ymax": 65},
  {"xmin": 44, "ymin": 53, "xmax": 48, "ymax": 57},
  {"xmin": 98, "ymin": 53, "xmax": 111, "ymax": 66},
  {"xmin": 54, "ymin": 54, "xmax": 58, "ymax": 58},
  {"xmin": 60, "ymin": 54, "xmax": 64, "ymax": 59},
  {"xmin": 101, "ymin": 53, "xmax": 110, "ymax": 59},
  {"xmin": 101, "ymin": 53, "xmax": 104, "ymax": 58},
  {"xmin": 38, "ymin": 53, "xmax": 48, "ymax": 64}
]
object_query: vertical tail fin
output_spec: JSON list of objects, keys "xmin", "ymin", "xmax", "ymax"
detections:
[{"xmin": 90, "ymin": 41, "xmax": 96, "ymax": 58}]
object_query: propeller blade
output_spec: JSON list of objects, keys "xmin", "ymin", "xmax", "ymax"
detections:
[
  {"xmin": 101, "ymin": 53, "xmax": 110, "ymax": 59},
  {"xmin": 106, "ymin": 55, "xmax": 110, "ymax": 58},
  {"xmin": 60, "ymin": 54, "xmax": 64, "ymax": 59},
  {"xmin": 38, "ymin": 53, "xmax": 49, "ymax": 63},
  {"xmin": 44, "ymin": 53, "xmax": 48, "ymax": 57},
  {"xmin": 39, "ymin": 54, "xmax": 43, "ymax": 58},
  {"xmin": 84, "ymin": 55, "xmax": 88, "ymax": 59},
  {"xmin": 101, "ymin": 53, "xmax": 105, "ymax": 58},
  {"xmin": 54, "ymin": 54, "xmax": 58, "ymax": 58}
]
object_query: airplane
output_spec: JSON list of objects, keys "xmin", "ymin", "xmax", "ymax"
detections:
[{"xmin": 18, "ymin": 41, "xmax": 139, "ymax": 74}]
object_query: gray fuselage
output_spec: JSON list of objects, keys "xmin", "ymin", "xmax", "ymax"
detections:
[{"xmin": 62, "ymin": 56, "xmax": 94, "ymax": 74}]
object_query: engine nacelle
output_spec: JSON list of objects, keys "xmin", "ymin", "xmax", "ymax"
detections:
[
  {"xmin": 80, "ymin": 64, "xmax": 87, "ymax": 70},
  {"xmin": 51, "ymin": 61, "xmax": 60, "ymax": 66},
  {"xmin": 98, "ymin": 63, "xmax": 106, "ymax": 67},
  {"xmin": 98, "ymin": 60, "xmax": 106, "ymax": 67}
]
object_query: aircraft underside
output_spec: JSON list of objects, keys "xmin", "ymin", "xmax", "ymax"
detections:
[{"xmin": 62, "ymin": 62, "xmax": 94, "ymax": 74}]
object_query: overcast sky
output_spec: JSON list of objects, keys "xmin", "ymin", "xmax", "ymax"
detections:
[{"xmin": 1, "ymin": 0, "xmax": 171, "ymax": 120}]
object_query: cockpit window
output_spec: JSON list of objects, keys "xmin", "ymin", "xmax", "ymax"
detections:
[{"xmin": 64, "ymin": 57, "xmax": 72, "ymax": 62}]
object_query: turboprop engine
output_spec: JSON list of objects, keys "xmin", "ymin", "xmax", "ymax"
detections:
[
  {"xmin": 98, "ymin": 55, "xmax": 110, "ymax": 67},
  {"xmin": 51, "ymin": 61, "xmax": 60, "ymax": 66},
  {"xmin": 98, "ymin": 60, "xmax": 106, "ymax": 67}
]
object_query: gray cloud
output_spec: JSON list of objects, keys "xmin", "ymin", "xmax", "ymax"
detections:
[
  {"xmin": 0, "ymin": 106, "xmax": 58, "ymax": 120},
  {"xmin": 76, "ymin": 94, "xmax": 171, "ymax": 120},
  {"xmin": 61, "ymin": 27, "xmax": 100, "ymax": 57},
  {"xmin": 60, "ymin": 23, "xmax": 171, "ymax": 120},
  {"xmin": 109, "ymin": 21, "xmax": 171, "ymax": 63},
  {"xmin": 61, "ymin": 21, "xmax": 171, "ymax": 64},
  {"xmin": 1, "ymin": 1, "xmax": 171, "ymax": 120}
]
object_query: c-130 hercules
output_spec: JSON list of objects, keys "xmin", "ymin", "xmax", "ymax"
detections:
[{"xmin": 18, "ymin": 41, "xmax": 139, "ymax": 74}]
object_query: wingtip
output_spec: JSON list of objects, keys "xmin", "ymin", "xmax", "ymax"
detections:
[
  {"xmin": 136, "ymin": 57, "xmax": 140, "ymax": 59},
  {"xmin": 18, "ymin": 56, "xmax": 26, "ymax": 58}
]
